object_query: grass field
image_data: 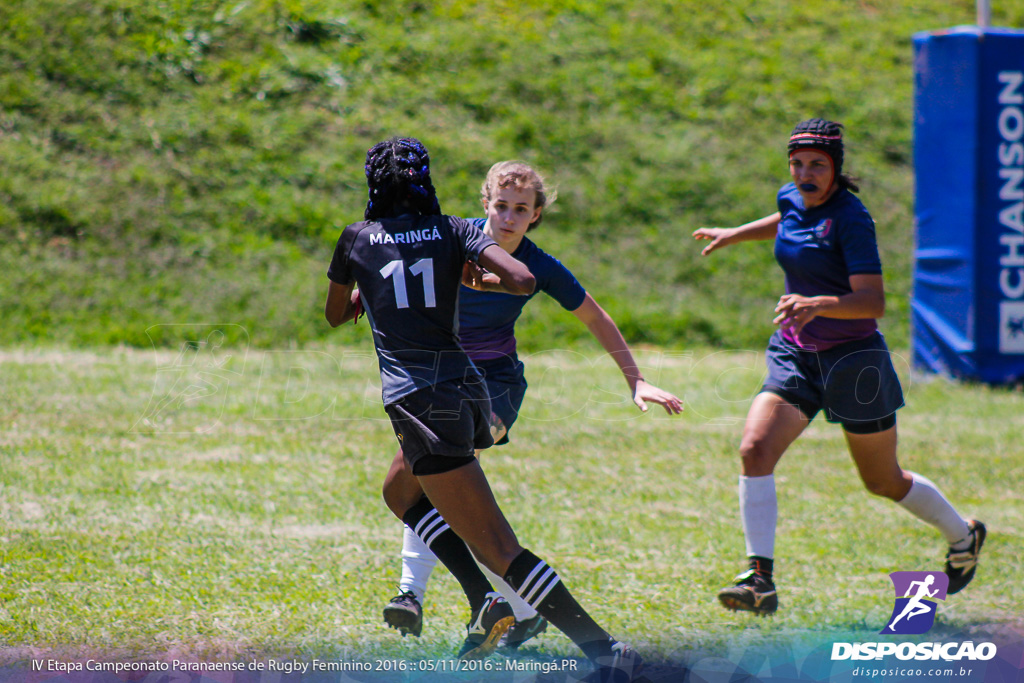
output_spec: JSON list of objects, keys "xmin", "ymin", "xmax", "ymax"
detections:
[
  {"xmin": 0, "ymin": 340, "xmax": 1018, "ymax": 672},
  {"xmin": 3, "ymin": 3, "xmax": 1022, "ymax": 680}
]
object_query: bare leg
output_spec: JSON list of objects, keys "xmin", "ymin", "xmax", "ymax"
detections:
[
  {"xmin": 416, "ymin": 459, "xmax": 522, "ymax": 575},
  {"xmin": 381, "ymin": 447, "xmax": 426, "ymax": 518},
  {"xmin": 718, "ymin": 392, "xmax": 812, "ymax": 614},
  {"xmin": 737, "ymin": 392, "xmax": 809, "ymax": 559},
  {"xmin": 380, "ymin": 438, "xmax": 621, "ymax": 663},
  {"xmin": 846, "ymin": 425, "xmax": 970, "ymax": 545},
  {"xmin": 739, "ymin": 392, "xmax": 810, "ymax": 476},
  {"xmin": 418, "ymin": 460, "xmax": 616, "ymax": 662},
  {"xmin": 385, "ymin": 446, "xmax": 438, "ymax": 603},
  {"xmin": 843, "ymin": 426, "xmax": 912, "ymax": 500}
]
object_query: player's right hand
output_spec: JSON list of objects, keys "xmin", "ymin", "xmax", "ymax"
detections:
[
  {"xmin": 692, "ymin": 227, "xmax": 733, "ymax": 256},
  {"xmin": 462, "ymin": 261, "xmax": 484, "ymax": 289},
  {"xmin": 461, "ymin": 261, "xmax": 501, "ymax": 291},
  {"xmin": 633, "ymin": 380, "xmax": 684, "ymax": 415}
]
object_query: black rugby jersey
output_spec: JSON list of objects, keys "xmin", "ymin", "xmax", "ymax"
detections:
[{"xmin": 328, "ymin": 214, "xmax": 497, "ymax": 404}]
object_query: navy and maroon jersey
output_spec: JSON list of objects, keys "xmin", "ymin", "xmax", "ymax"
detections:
[
  {"xmin": 774, "ymin": 183, "xmax": 882, "ymax": 351},
  {"xmin": 457, "ymin": 218, "xmax": 586, "ymax": 362}
]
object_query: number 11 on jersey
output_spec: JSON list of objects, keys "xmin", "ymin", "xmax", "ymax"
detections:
[{"xmin": 380, "ymin": 258, "xmax": 436, "ymax": 309}]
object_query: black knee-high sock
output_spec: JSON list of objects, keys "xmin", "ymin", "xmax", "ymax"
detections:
[
  {"xmin": 402, "ymin": 496, "xmax": 492, "ymax": 609},
  {"xmin": 504, "ymin": 549, "xmax": 613, "ymax": 661}
]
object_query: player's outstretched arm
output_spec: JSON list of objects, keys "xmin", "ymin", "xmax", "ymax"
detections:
[
  {"xmin": 324, "ymin": 281, "xmax": 361, "ymax": 327},
  {"xmin": 692, "ymin": 212, "xmax": 782, "ymax": 256},
  {"xmin": 571, "ymin": 293, "xmax": 683, "ymax": 415},
  {"xmin": 477, "ymin": 244, "xmax": 536, "ymax": 295}
]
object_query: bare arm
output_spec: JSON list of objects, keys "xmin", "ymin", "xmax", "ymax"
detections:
[
  {"xmin": 324, "ymin": 281, "xmax": 360, "ymax": 327},
  {"xmin": 692, "ymin": 212, "xmax": 781, "ymax": 256},
  {"xmin": 773, "ymin": 273, "xmax": 886, "ymax": 335},
  {"xmin": 571, "ymin": 293, "xmax": 683, "ymax": 415},
  {"xmin": 476, "ymin": 244, "xmax": 536, "ymax": 295}
]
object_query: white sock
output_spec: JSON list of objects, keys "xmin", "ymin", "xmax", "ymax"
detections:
[
  {"xmin": 399, "ymin": 524, "xmax": 438, "ymax": 602},
  {"xmin": 479, "ymin": 563, "xmax": 538, "ymax": 621},
  {"xmin": 897, "ymin": 472, "xmax": 971, "ymax": 545},
  {"xmin": 740, "ymin": 474, "xmax": 777, "ymax": 559}
]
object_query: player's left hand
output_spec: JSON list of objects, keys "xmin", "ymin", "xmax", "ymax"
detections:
[
  {"xmin": 773, "ymin": 293, "xmax": 820, "ymax": 334},
  {"xmin": 633, "ymin": 380, "xmax": 684, "ymax": 415},
  {"xmin": 351, "ymin": 289, "xmax": 364, "ymax": 324}
]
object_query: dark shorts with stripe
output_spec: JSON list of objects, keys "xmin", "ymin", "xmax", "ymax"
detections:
[
  {"xmin": 762, "ymin": 330, "xmax": 904, "ymax": 433},
  {"xmin": 475, "ymin": 356, "xmax": 528, "ymax": 445},
  {"xmin": 384, "ymin": 376, "xmax": 494, "ymax": 475}
]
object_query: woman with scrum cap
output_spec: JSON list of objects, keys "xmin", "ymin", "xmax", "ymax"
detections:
[{"xmin": 692, "ymin": 118, "xmax": 985, "ymax": 616}]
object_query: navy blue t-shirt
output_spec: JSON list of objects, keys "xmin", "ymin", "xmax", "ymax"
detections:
[
  {"xmin": 457, "ymin": 218, "xmax": 587, "ymax": 361},
  {"xmin": 327, "ymin": 214, "xmax": 497, "ymax": 404},
  {"xmin": 774, "ymin": 183, "xmax": 882, "ymax": 350}
]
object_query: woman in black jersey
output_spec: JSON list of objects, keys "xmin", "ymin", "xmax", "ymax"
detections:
[{"xmin": 325, "ymin": 137, "xmax": 642, "ymax": 681}]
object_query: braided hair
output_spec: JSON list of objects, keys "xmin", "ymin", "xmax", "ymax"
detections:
[
  {"xmin": 364, "ymin": 137, "xmax": 442, "ymax": 220},
  {"xmin": 787, "ymin": 118, "xmax": 859, "ymax": 192}
]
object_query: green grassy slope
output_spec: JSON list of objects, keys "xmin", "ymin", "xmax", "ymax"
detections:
[{"xmin": 2, "ymin": 0, "xmax": 1021, "ymax": 349}]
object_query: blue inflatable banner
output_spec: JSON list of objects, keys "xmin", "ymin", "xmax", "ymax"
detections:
[{"xmin": 913, "ymin": 27, "xmax": 1024, "ymax": 384}]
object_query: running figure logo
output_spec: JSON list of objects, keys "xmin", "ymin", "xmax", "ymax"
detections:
[{"xmin": 882, "ymin": 571, "xmax": 948, "ymax": 635}]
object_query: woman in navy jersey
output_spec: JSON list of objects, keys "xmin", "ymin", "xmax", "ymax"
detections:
[
  {"xmin": 382, "ymin": 160, "xmax": 682, "ymax": 648},
  {"xmin": 692, "ymin": 119, "xmax": 985, "ymax": 616},
  {"xmin": 327, "ymin": 138, "xmax": 642, "ymax": 680}
]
